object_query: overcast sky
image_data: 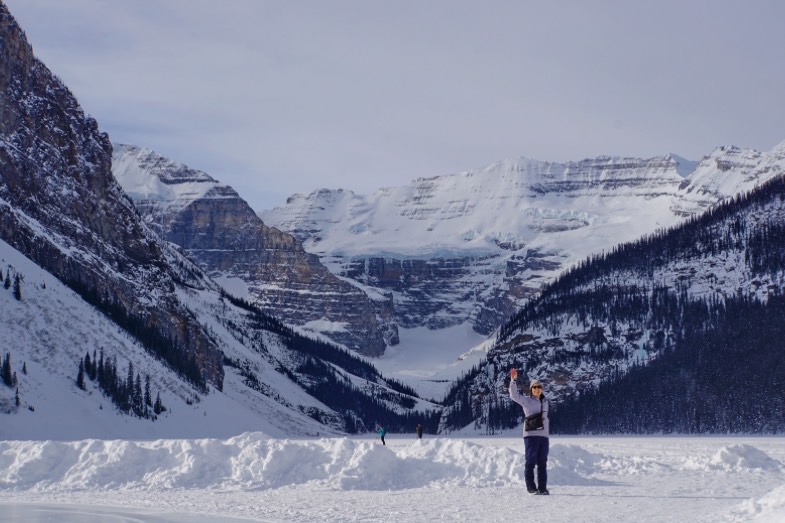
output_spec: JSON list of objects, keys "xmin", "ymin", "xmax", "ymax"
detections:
[{"xmin": 5, "ymin": 0, "xmax": 785, "ymax": 210}]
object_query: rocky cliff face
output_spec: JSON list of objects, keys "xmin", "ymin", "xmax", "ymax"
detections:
[
  {"xmin": 261, "ymin": 148, "xmax": 785, "ymax": 338},
  {"xmin": 112, "ymin": 145, "xmax": 396, "ymax": 356},
  {"xmin": 0, "ymin": 5, "xmax": 223, "ymax": 386}
]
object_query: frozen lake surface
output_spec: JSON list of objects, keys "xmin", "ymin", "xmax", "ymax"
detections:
[{"xmin": 0, "ymin": 503, "xmax": 263, "ymax": 523}]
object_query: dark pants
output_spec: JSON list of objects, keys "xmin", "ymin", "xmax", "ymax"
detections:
[{"xmin": 524, "ymin": 436, "xmax": 549, "ymax": 492}]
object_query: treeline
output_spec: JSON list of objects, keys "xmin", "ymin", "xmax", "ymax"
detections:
[
  {"xmin": 441, "ymin": 363, "xmax": 483, "ymax": 431},
  {"xmin": 553, "ymin": 295, "xmax": 785, "ymax": 434},
  {"xmin": 76, "ymin": 350, "xmax": 166, "ymax": 419},
  {"xmin": 221, "ymin": 290, "xmax": 394, "ymax": 386},
  {"xmin": 220, "ymin": 290, "xmax": 433, "ymax": 433},
  {"xmin": 294, "ymin": 351, "xmax": 440, "ymax": 434},
  {"xmin": 443, "ymin": 174, "xmax": 785, "ymax": 434},
  {"xmin": 498, "ymin": 174, "xmax": 785, "ymax": 345},
  {"xmin": 64, "ymin": 276, "xmax": 206, "ymax": 391}
]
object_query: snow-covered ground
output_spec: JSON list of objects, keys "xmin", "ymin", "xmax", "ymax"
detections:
[{"xmin": 1, "ymin": 434, "xmax": 783, "ymax": 522}]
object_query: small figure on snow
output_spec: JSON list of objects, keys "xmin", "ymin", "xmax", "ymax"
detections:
[
  {"xmin": 509, "ymin": 368, "xmax": 550, "ymax": 495},
  {"xmin": 416, "ymin": 423, "xmax": 423, "ymax": 439},
  {"xmin": 377, "ymin": 424, "xmax": 386, "ymax": 445}
]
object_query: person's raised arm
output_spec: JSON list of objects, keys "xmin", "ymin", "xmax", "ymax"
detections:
[{"xmin": 509, "ymin": 368, "xmax": 525, "ymax": 406}]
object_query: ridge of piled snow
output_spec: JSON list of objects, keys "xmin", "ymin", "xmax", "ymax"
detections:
[
  {"xmin": 1, "ymin": 436, "xmax": 784, "ymax": 522},
  {"xmin": 2, "ymin": 434, "xmax": 783, "ymax": 493}
]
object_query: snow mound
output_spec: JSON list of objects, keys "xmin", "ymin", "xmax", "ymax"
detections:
[
  {"xmin": 7, "ymin": 436, "xmax": 779, "ymax": 496},
  {"xmin": 684, "ymin": 444, "xmax": 783, "ymax": 473},
  {"xmin": 0, "ymin": 434, "xmax": 613, "ymax": 492},
  {"xmin": 728, "ymin": 483, "xmax": 785, "ymax": 522},
  {"xmin": 709, "ymin": 444, "xmax": 784, "ymax": 472}
]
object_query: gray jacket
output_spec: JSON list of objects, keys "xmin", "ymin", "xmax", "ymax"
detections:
[{"xmin": 509, "ymin": 379, "xmax": 550, "ymax": 438}]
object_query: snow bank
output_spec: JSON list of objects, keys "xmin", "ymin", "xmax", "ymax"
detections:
[
  {"xmin": 684, "ymin": 444, "xmax": 784, "ymax": 473},
  {"xmin": 2, "ymin": 436, "xmax": 785, "ymax": 523},
  {"xmin": 0, "ymin": 435, "xmax": 525, "ymax": 491},
  {"xmin": 729, "ymin": 484, "xmax": 785, "ymax": 522},
  {"xmin": 1, "ymin": 435, "xmax": 782, "ymax": 495}
]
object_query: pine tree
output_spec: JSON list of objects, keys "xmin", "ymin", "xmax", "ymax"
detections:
[
  {"xmin": 22, "ymin": 362, "xmax": 27, "ymax": 375},
  {"xmin": 154, "ymin": 392, "xmax": 165, "ymax": 415},
  {"xmin": 1, "ymin": 353, "xmax": 12, "ymax": 387},
  {"xmin": 3, "ymin": 272, "xmax": 10, "ymax": 289},
  {"xmin": 134, "ymin": 372, "xmax": 143, "ymax": 416},
  {"xmin": 13, "ymin": 274, "xmax": 21, "ymax": 301},
  {"xmin": 144, "ymin": 375, "xmax": 152, "ymax": 408},
  {"xmin": 126, "ymin": 361, "xmax": 134, "ymax": 394},
  {"xmin": 84, "ymin": 352, "xmax": 93, "ymax": 379},
  {"xmin": 76, "ymin": 360, "xmax": 86, "ymax": 390},
  {"xmin": 15, "ymin": 387, "xmax": 20, "ymax": 407},
  {"xmin": 97, "ymin": 350, "xmax": 105, "ymax": 386}
]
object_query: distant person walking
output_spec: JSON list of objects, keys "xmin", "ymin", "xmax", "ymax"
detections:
[
  {"xmin": 509, "ymin": 368, "xmax": 550, "ymax": 495},
  {"xmin": 416, "ymin": 423, "xmax": 423, "ymax": 439},
  {"xmin": 377, "ymin": 424, "xmax": 386, "ymax": 445}
]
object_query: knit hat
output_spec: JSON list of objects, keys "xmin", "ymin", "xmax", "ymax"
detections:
[{"xmin": 529, "ymin": 379, "xmax": 542, "ymax": 390}]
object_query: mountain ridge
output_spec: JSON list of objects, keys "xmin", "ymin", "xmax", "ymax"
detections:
[
  {"xmin": 260, "ymin": 143, "xmax": 785, "ymax": 341},
  {"xmin": 0, "ymin": 1, "xmax": 429, "ymax": 440},
  {"xmin": 440, "ymin": 173, "xmax": 785, "ymax": 433},
  {"xmin": 112, "ymin": 143, "xmax": 398, "ymax": 357}
]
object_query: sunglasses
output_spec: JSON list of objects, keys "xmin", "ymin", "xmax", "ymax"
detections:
[{"xmin": 531, "ymin": 385, "xmax": 542, "ymax": 389}]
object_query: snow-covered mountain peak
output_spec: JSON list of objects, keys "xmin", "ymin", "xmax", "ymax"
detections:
[
  {"xmin": 666, "ymin": 153, "xmax": 699, "ymax": 177},
  {"xmin": 465, "ymin": 157, "xmax": 551, "ymax": 178},
  {"xmin": 262, "ymin": 151, "xmax": 703, "ymax": 260},
  {"xmin": 678, "ymin": 144, "xmax": 782, "ymax": 207},
  {"xmin": 703, "ymin": 144, "xmax": 763, "ymax": 166},
  {"xmin": 112, "ymin": 143, "xmax": 238, "ymax": 212},
  {"xmin": 768, "ymin": 138, "xmax": 785, "ymax": 157}
]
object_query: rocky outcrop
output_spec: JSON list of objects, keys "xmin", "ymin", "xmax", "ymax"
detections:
[
  {"xmin": 112, "ymin": 145, "xmax": 395, "ymax": 356},
  {"xmin": 0, "ymin": 4, "xmax": 223, "ymax": 387}
]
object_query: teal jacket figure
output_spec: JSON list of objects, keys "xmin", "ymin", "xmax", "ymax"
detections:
[
  {"xmin": 509, "ymin": 368, "xmax": 550, "ymax": 495},
  {"xmin": 377, "ymin": 425, "xmax": 386, "ymax": 445}
]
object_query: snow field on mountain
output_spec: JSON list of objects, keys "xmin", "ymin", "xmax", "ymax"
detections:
[
  {"xmin": 1, "ymin": 435, "xmax": 783, "ymax": 522},
  {"xmin": 0, "ymin": 237, "xmax": 339, "ymax": 441}
]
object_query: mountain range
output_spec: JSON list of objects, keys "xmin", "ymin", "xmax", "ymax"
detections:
[
  {"xmin": 442, "ymin": 174, "xmax": 785, "ymax": 433},
  {"xmin": 0, "ymin": 2, "xmax": 432, "ymax": 439},
  {"xmin": 259, "ymin": 144, "xmax": 785, "ymax": 343},
  {"xmin": 1, "ymin": 0, "xmax": 782, "ymax": 438}
]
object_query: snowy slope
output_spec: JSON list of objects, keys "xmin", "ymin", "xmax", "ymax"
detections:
[
  {"xmin": 260, "ymin": 155, "xmax": 687, "ymax": 260},
  {"xmin": 0, "ymin": 237, "xmax": 340, "ymax": 440},
  {"xmin": 263, "ymin": 141, "xmax": 785, "ymax": 260},
  {"xmin": 259, "ymin": 143, "xmax": 785, "ymax": 356}
]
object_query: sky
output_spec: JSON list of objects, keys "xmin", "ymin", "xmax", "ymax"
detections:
[
  {"xmin": 5, "ymin": 0, "xmax": 785, "ymax": 211},
  {"xmin": 2, "ymin": 435, "xmax": 785, "ymax": 522}
]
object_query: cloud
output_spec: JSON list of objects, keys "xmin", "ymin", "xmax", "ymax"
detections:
[{"xmin": 6, "ymin": 0, "xmax": 785, "ymax": 210}]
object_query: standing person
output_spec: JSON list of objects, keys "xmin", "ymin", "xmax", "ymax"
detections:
[
  {"xmin": 416, "ymin": 423, "xmax": 423, "ymax": 439},
  {"xmin": 377, "ymin": 424, "xmax": 386, "ymax": 445},
  {"xmin": 509, "ymin": 368, "xmax": 550, "ymax": 495}
]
